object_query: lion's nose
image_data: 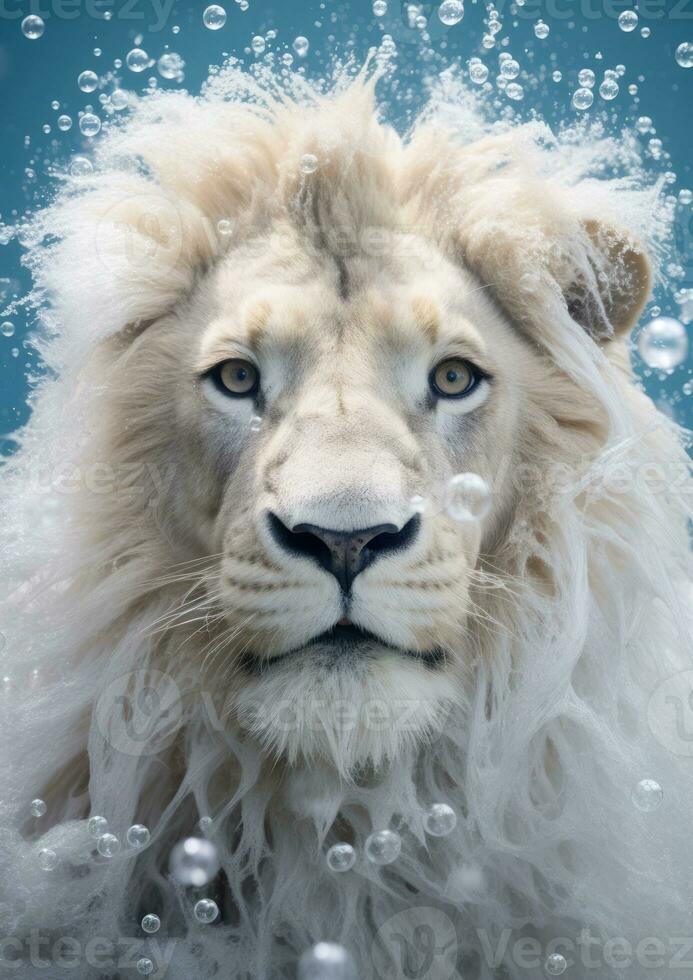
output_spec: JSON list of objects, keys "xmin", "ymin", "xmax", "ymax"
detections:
[{"xmin": 267, "ymin": 513, "xmax": 420, "ymax": 593}]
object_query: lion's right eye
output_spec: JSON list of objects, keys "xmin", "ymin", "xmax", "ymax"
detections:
[{"xmin": 208, "ymin": 359, "xmax": 260, "ymax": 398}]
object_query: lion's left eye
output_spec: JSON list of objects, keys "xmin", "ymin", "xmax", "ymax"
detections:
[
  {"xmin": 208, "ymin": 359, "xmax": 259, "ymax": 397},
  {"xmin": 430, "ymin": 358, "xmax": 482, "ymax": 398}
]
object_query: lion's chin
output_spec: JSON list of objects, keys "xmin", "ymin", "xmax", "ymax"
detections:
[{"xmin": 229, "ymin": 648, "xmax": 459, "ymax": 777}]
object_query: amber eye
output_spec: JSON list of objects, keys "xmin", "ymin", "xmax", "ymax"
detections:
[
  {"xmin": 209, "ymin": 359, "xmax": 259, "ymax": 397},
  {"xmin": 430, "ymin": 358, "xmax": 481, "ymax": 398}
]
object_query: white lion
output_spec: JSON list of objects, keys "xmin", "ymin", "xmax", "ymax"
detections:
[{"xmin": 1, "ymin": 67, "xmax": 692, "ymax": 980}]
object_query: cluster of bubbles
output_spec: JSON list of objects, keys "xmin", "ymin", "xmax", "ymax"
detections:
[{"xmin": 326, "ymin": 804, "xmax": 457, "ymax": 873}]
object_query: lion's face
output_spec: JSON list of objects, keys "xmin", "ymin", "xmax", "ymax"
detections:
[{"xmin": 139, "ymin": 225, "xmax": 543, "ymax": 771}]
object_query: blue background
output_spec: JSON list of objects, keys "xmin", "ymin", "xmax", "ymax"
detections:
[{"xmin": 0, "ymin": 0, "xmax": 692, "ymax": 451}]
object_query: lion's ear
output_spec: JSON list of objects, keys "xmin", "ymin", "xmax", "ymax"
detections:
[{"xmin": 564, "ymin": 219, "xmax": 652, "ymax": 341}]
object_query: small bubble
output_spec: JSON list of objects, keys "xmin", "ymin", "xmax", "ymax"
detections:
[
  {"xmin": 217, "ymin": 218, "xmax": 233, "ymax": 236},
  {"xmin": 203, "ymin": 4, "xmax": 227, "ymax": 29},
  {"xmin": 141, "ymin": 914, "xmax": 161, "ymax": 934},
  {"xmin": 640, "ymin": 26, "xmax": 651, "ymax": 38},
  {"xmin": 1, "ymin": 322, "xmax": 15, "ymax": 338},
  {"xmin": 326, "ymin": 843, "xmax": 356, "ymax": 872},
  {"xmin": 675, "ymin": 41, "xmax": 693, "ymax": 68},
  {"xmin": 103, "ymin": 9, "xmax": 112, "ymax": 19},
  {"xmin": 30, "ymin": 799, "xmax": 47, "ymax": 818},
  {"xmin": 364, "ymin": 829, "xmax": 401, "ymax": 865},
  {"xmin": 632, "ymin": 778, "xmax": 664, "ymax": 812},
  {"xmin": 21, "ymin": 15, "xmax": 45, "ymax": 39},
  {"xmin": 500, "ymin": 58, "xmax": 520, "ymax": 80},
  {"xmin": 299, "ymin": 153, "xmax": 319, "ymax": 175},
  {"xmin": 193, "ymin": 898, "xmax": 219, "ymax": 923},
  {"xmin": 577, "ymin": 68, "xmax": 595, "ymax": 88},
  {"xmin": 679, "ymin": 189, "xmax": 693, "ymax": 205},
  {"xmin": 70, "ymin": 155, "xmax": 93, "ymax": 177},
  {"xmin": 78, "ymin": 70, "xmax": 98, "ymax": 93},
  {"xmin": 127, "ymin": 824, "xmax": 151, "ymax": 848},
  {"xmin": 618, "ymin": 9, "xmax": 638, "ymax": 32},
  {"xmin": 572, "ymin": 87, "xmax": 594, "ymax": 111},
  {"xmin": 251, "ymin": 35, "xmax": 266, "ymax": 54},
  {"xmin": 111, "ymin": 89, "xmax": 129, "ymax": 111},
  {"xmin": 545, "ymin": 954, "xmax": 568, "ymax": 976},
  {"xmin": 505, "ymin": 82, "xmax": 524, "ymax": 100},
  {"xmin": 136, "ymin": 959, "xmax": 154, "ymax": 976},
  {"xmin": 599, "ymin": 77, "xmax": 619, "ymax": 100},
  {"xmin": 534, "ymin": 20, "xmax": 549, "ymax": 39},
  {"xmin": 423, "ymin": 803, "xmax": 457, "ymax": 836},
  {"xmin": 126, "ymin": 48, "xmax": 150, "ymax": 72},
  {"xmin": 636, "ymin": 115, "xmax": 652, "ymax": 133},
  {"xmin": 292, "ymin": 35, "xmax": 309, "ymax": 57},
  {"xmin": 38, "ymin": 848, "xmax": 58, "ymax": 871},
  {"xmin": 249, "ymin": 415, "xmax": 262, "ymax": 433},
  {"xmin": 552, "ymin": 70, "xmax": 562, "ymax": 82},
  {"xmin": 637, "ymin": 318, "xmax": 688, "ymax": 370},
  {"xmin": 97, "ymin": 833, "xmax": 121, "ymax": 857},
  {"xmin": 57, "ymin": 115, "xmax": 72, "ymax": 132},
  {"xmin": 372, "ymin": 0, "xmax": 387, "ymax": 14},
  {"xmin": 438, "ymin": 0, "xmax": 464, "ymax": 26},
  {"xmin": 469, "ymin": 60, "xmax": 489, "ymax": 84},
  {"xmin": 79, "ymin": 113, "xmax": 101, "ymax": 138}
]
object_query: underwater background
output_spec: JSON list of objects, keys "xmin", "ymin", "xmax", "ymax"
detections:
[{"xmin": 0, "ymin": 0, "xmax": 691, "ymax": 448}]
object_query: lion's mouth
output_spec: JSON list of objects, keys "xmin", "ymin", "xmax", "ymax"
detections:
[{"xmin": 241, "ymin": 622, "xmax": 446, "ymax": 674}]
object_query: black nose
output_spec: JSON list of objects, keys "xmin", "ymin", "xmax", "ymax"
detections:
[{"xmin": 267, "ymin": 513, "xmax": 420, "ymax": 593}]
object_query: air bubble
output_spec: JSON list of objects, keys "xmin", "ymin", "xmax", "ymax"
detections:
[
  {"xmin": 618, "ymin": 9, "xmax": 638, "ymax": 31},
  {"xmin": 193, "ymin": 898, "xmax": 219, "ymax": 923},
  {"xmin": 578, "ymin": 68, "xmax": 595, "ymax": 88},
  {"xmin": 299, "ymin": 153, "xmax": 319, "ymax": 174},
  {"xmin": 111, "ymin": 90, "xmax": 129, "ymax": 111},
  {"xmin": 534, "ymin": 20, "xmax": 549, "ymax": 39},
  {"xmin": 127, "ymin": 824, "xmax": 151, "ymax": 848},
  {"xmin": 506, "ymin": 82, "xmax": 524, "ymax": 100},
  {"xmin": 203, "ymin": 5, "xmax": 227, "ymax": 29},
  {"xmin": 136, "ymin": 960, "xmax": 154, "ymax": 976},
  {"xmin": 599, "ymin": 77, "xmax": 619, "ymax": 100},
  {"xmin": 675, "ymin": 41, "xmax": 693, "ymax": 68},
  {"xmin": 78, "ymin": 70, "xmax": 98, "ymax": 93},
  {"xmin": 126, "ymin": 48, "xmax": 150, "ymax": 72},
  {"xmin": 57, "ymin": 115, "xmax": 72, "ymax": 132},
  {"xmin": 364, "ymin": 829, "xmax": 401, "ymax": 865},
  {"xmin": 141, "ymin": 914, "xmax": 160, "ymax": 934},
  {"xmin": 251, "ymin": 36, "xmax": 266, "ymax": 54},
  {"xmin": 469, "ymin": 60, "xmax": 489, "ymax": 84},
  {"xmin": 30, "ymin": 799, "xmax": 47, "ymax": 817},
  {"xmin": 249, "ymin": 415, "xmax": 262, "ymax": 432},
  {"xmin": 1, "ymin": 322, "xmax": 15, "ymax": 338},
  {"xmin": 326, "ymin": 842, "xmax": 357, "ymax": 872},
  {"xmin": 70, "ymin": 156, "xmax": 93, "ymax": 177},
  {"xmin": 545, "ymin": 954, "xmax": 568, "ymax": 976},
  {"xmin": 88, "ymin": 815, "xmax": 108, "ymax": 838},
  {"xmin": 293, "ymin": 36, "xmax": 309, "ymax": 56},
  {"xmin": 21, "ymin": 15, "xmax": 45, "ymax": 39},
  {"xmin": 97, "ymin": 833, "xmax": 121, "ymax": 857},
  {"xmin": 217, "ymin": 219, "xmax": 233, "ymax": 236},
  {"xmin": 438, "ymin": 0, "xmax": 464, "ymax": 26},
  {"xmin": 423, "ymin": 803, "xmax": 457, "ymax": 836},
  {"xmin": 500, "ymin": 58, "xmax": 519, "ymax": 80},
  {"xmin": 38, "ymin": 848, "xmax": 58, "ymax": 870},
  {"xmin": 637, "ymin": 317, "xmax": 688, "ymax": 370},
  {"xmin": 632, "ymin": 778, "xmax": 663, "ymax": 811},
  {"xmin": 79, "ymin": 113, "xmax": 101, "ymax": 137},
  {"xmin": 372, "ymin": 0, "xmax": 387, "ymax": 15},
  {"xmin": 572, "ymin": 87, "xmax": 594, "ymax": 110}
]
